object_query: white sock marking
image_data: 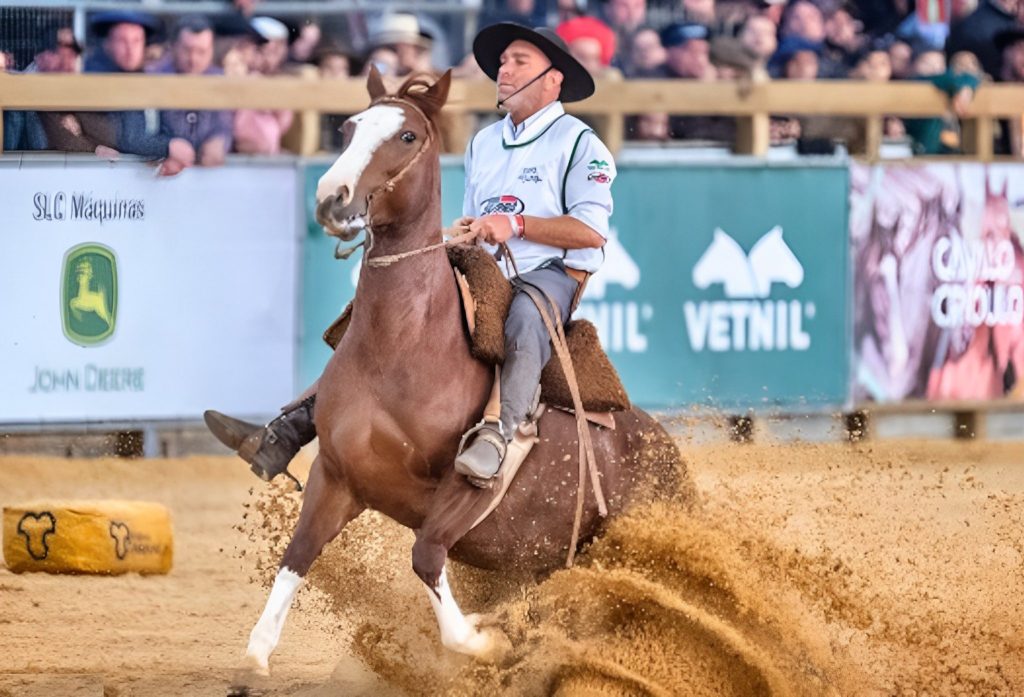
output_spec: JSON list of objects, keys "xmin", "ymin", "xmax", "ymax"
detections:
[
  {"xmin": 423, "ymin": 566, "xmax": 493, "ymax": 655},
  {"xmin": 246, "ymin": 566, "xmax": 303, "ymax": 671}
]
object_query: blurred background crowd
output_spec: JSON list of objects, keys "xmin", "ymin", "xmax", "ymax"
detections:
[{"xmin": 2, "ymin": 0, "xmax": 1023, "ymax": 170}]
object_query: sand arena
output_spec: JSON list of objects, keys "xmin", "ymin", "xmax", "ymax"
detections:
[{"xmin": 1, "ymin": 435, "xmax": 1022, "ymax": 696}]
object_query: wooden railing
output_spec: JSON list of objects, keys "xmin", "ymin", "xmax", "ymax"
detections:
[{"xmin": 2, "ymin": 72, "xmax": 1023, "ymax": 158}]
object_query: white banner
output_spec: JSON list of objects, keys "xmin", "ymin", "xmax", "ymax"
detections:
[{"xmin": 0, "ymin": 162, "xmax": 299, "ymax": 423}]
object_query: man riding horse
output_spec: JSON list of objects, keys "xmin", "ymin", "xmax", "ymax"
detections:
[{"xmin": 205, "ymin": 22, "xmax": 615, "ymax": 487}]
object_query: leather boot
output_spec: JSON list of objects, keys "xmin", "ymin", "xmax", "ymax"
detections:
[
  {"xmin": 204, "ymin": 395, "xmax": 317, "ymax": 485},
  {"xmin": 454, "ymin": 422, "xmax": 507, "ymax": 489}
]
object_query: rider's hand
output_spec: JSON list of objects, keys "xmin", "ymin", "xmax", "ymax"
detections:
[
  {"xmin": 451, "ymin": 215, "xmax": 475, "ymax": 231},
  {"xmin": 470, "ymin": 214, "xmax": 514, "ymax": 245}
]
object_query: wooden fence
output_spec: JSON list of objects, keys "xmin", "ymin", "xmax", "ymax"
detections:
[{"xmin": 2, "ymin": 71, "xmax": 1023, "ymax": 157}]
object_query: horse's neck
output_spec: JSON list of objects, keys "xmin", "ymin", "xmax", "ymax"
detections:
[{"xmin": 350, "ymin": 205, "xmax": 466, "ymax": 357}]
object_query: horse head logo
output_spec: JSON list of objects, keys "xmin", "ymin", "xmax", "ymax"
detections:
[
  {"xmin": 109, "ymin": 522, "xmax": 131, "ymax": 560},
  {"xmin": 585, "ymin": 228, "xmax": 640, "ymax": 300},
  {"xmin": 748, "ymin": 226, "xmax": 804, "ymax": 296},
  {"xmin": 693, "ymin": 226, "xmax": 803, "ymax": 299},
  {"xmin": 17, "ymin": 512, "xmax": 56, "ymax": 561}
]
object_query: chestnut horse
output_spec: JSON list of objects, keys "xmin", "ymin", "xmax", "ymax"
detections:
[{"xmin": 241, "ymin": 68, "xmax": 684, "ymax": 677}]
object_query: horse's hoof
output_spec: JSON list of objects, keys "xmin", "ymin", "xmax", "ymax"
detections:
[{"xmin": 465, "ymin": 613, "xmax": 513, "ymax": 664}]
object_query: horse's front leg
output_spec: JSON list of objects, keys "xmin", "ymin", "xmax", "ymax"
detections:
[
  {"xmin": 412, "ymin": 469, "xmax": 511, "ymax": 661},
  {"xmin": 244, "ymin": 454, "xmax": 363, "ymax": 675}
]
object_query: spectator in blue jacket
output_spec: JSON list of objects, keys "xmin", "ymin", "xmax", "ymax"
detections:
[
  {"xmin": 149, "ymin": 15, "xmax": 233, "ymax": 167},
  {"xmin": 83, "ymin": 11, "xmax": 195, "ymax": 174}
]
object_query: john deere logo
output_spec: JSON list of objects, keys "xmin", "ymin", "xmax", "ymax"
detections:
[{"xmin": 61, "ymin": 243, "xmax": 117, "ymax": 346}]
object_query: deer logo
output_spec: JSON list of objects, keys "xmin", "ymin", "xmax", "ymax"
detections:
[
  {"xmin": 61, "ymin": 243, "xmax": 118, "ymax": 346},
  {"xmin": 17, "ymin": 512, "xmax": 57, "ymax": 560},
  {"xmin": 109, "ymin": 522, "xmax": 131, "ymax": 560}
]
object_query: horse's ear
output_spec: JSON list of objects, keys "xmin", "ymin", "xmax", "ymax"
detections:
[
  {"xmin": 420, "ymin": 70, "xmax": 452, "ymax": 115},
  {"xmin": 367, "ymin": 64, "xmax": 388, "ymax": 101}
]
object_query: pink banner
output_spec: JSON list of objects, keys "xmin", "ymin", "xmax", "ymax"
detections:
[{"xmin": 851, "ymin": 163, "xmax": 1024, "ymax": 402}]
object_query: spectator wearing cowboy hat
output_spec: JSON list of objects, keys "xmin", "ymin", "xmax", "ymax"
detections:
[
  {"xmin": 74, "ymin": 11, "xmax": 196, "ymax": 174},
  {"xmin": 368, "ymin": 13, "xmax": 436, "ymax": 76}
]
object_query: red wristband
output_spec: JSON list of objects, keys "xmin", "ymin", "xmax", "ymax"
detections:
[{"xmin": 516, "ymin": 214, "xmax": 526, "ymax": 240}]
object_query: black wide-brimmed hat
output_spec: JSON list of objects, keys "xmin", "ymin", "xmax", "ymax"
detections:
[{"xmin": 473, "ymin": 22, "xmax": 595, "ymax": 103}]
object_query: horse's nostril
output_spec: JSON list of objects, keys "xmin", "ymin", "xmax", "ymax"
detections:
[
  {"xmin": 315, "ymin": 196, "xmax": 335, "ymax": 226},
  {"xmin": 338, "ymin": 185, "xmax": 351, "ymax": 206}
]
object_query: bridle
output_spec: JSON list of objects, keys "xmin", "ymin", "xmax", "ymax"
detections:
[{"xmin": 333, "ymin": 93, "xmax": 463, "ymax": 266}]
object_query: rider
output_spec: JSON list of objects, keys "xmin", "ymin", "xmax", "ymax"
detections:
[{"xmin": 204, "ymin": 22, "xmax": 615, "ymax": 487}]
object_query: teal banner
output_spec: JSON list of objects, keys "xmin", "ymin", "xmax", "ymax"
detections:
[
  {"xmin": 301, "ymin": 160, "xmax": 851, "ymax": 411},
  {"xmin": 576, "ymin": 162, "xmax": 850, "ymax": 411}
]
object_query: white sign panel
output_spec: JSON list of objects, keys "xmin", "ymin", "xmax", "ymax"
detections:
[{"xmin": 0, "ymin": 162, "xmax": 298, "ymax": 423}]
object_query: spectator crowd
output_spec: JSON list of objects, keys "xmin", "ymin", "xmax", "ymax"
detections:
[{"xmin": 3, "ymin": 0, "xmax": 1024, "ymax": 169}]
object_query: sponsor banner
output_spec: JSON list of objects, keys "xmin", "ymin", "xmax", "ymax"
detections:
[
  {"xmin": 851, "ymin": 163, "xmax": 1024, "ymax": 403},
  {"xmin": 302, "ymin": 160, "xmax": 850, "ymax": 410},
  {"xmin": 579, "ymin": 163, "xmax": 850, "ymax": 410},
  {"xmin": 1, "ymin": 162, "xmax": 298, "ymax": 422}
]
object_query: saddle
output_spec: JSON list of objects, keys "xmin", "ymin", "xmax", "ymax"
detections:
[{"xmin": 322, "ymin": 244, "xmax": 631, "ymax": 414}]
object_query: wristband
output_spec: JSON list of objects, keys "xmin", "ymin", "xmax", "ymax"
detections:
[
  {"xmin": 515, "ymin": 214, "xmax": 526, "ymax": 240},
  {"xmin": 506, "ymin": 213, "xmax": 522, "ymax": 239}
]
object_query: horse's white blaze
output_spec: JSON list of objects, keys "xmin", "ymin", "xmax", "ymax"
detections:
[
  {"xmin": 245, "ymin": 566, "xmax": 303, "ymax": 672},
  {"xmin": 424, "ymin": 566, "xmax": 495, "ymax": 656},
  {"xmin": 316, "ymin": 105, "xmax": 406, "ymax": 205}
]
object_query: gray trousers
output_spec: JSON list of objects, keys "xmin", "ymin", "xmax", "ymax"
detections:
[{"xmin": 499, "ymin": 260, "xmax": 578, "ymax": 438}]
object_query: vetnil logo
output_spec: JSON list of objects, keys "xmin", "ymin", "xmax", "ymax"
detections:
[
  {"xmin": 577, "ymin": 228, "xmax": 652, "ymax": 353},
  {"xmin": 684, "ymin": 226, "xmax": 814, "ymax": 352},
  {"xmin": 61, "ymin": 243, "xmax": 118, "ymax": 346}
]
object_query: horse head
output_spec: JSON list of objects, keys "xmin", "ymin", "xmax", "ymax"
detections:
[
  {"xmin": 315, "ymin": 66, "xmax": 451, "ymax": 242},
  {"xmin": 692, "ymin": 228, "xmax": 755, "ymax": 297},
  {"xmin": 749, "ymin": 226, "xmax": 803, "ymax": 296}
]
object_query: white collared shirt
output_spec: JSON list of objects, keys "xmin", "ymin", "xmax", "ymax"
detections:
[
  {"xmin": 503, "ymin": 100, "xmax": 563, "ymax": 143},
  {"xmin": 463, "ymin": 100, "xmax": 616, "ymax": 277}
]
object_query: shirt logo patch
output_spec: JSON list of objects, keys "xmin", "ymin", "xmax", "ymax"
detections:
[
  {"xmin": 518, "ymin": 167, "xmax": 542, "ymax": 183},
  {"xmin": 587, "ymin": 159, "xmax": 612, "ymax": 184},
  {"xmin": 481, "ymin": 195, "xmax": 525, "ymax": 215}
]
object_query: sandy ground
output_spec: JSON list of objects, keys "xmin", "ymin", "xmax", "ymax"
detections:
[{"xmin": 1, "ymin": 437, "xmax": 1023, "ymax": 696}]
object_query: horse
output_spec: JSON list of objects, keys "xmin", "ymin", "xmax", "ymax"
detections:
[{"xmin": 238, "ymin": 68, "xmax": 685, "ymax": 682}]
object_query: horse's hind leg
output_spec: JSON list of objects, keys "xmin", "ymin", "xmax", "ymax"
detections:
[{"xmin": 244, "ymin": 455, "xmax": 363, "ymax": 674}]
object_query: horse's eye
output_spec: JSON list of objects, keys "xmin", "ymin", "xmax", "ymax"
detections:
[{"xmin": 401, "ymin": 131, "xmax": 416, "ymax": 143}]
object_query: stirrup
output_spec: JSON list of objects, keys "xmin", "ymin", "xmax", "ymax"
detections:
[
  {"xmin": 456, "ymin": 420, "xmax": 507, "ymax": 489},
  {"xmin": 456, "ymin": 419, "xmax": 507, "ymax": 460}
]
